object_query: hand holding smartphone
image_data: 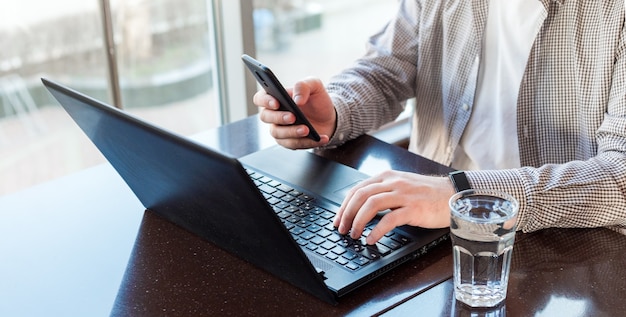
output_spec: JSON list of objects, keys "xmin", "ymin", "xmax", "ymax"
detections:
[{"xmin": 242, "ymin": 54, "xmax": 321, "ymax": 142}]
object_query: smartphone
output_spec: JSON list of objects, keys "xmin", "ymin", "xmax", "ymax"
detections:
[{"xmin": 242, "ymin": 54, "xmax": 321, "ymax": 142}]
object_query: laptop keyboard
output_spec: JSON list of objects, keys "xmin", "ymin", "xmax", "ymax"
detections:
[{"xmin": 247, "ymin": 169, "xmax": 412, "ymax": 272}]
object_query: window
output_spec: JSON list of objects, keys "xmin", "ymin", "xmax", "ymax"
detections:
[
  {"xmin": 110, "ymin": 0, "xmax": 220, "ymax": 134},
  {"xmin": 1, "ymin": 1, "xmax": 109, "ymax": 195},
  {"xmin": 0, "ymin": 0, "xmax": 399, "ymax": 196},
  {"xmin": 252, "ymin": 0, "xmax": 398, "ymax": 86},
  {"xmin": 0, "ymin": 0, "xmax": 221, "ymax": 195}
]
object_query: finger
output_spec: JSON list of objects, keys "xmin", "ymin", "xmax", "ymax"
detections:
[
  {"xmin": 292, "ymin": 77, "xmax": 323, "ymax": 106},
  {"xmin": 253, "ymin": 91, "xmax": 280, "ymax": 110},
  {"xmin": 291, "ymin": 81, "xmax": 310, "ymax": 106},
  {"xmin": 366, "ymin": 209, "xmax": 406, "ymax": 244},
  {"xmin": 276, "ymin": 134, "xmax": 330, "ymax": 150},
  {"xmin": 337, "ymin": 182, "xmax": 391, "ymax": 237},
  {"xmin": 350, "ymin": 191, "xmax": 397, "ymax": 239},
  {"xmin": 334, "ymin": 175, "xmax": 387, "ymax": 227},
  {"xmin": 334, "ymin": 187, "xmax": 355, "ymax": 228},
  {"xmin": 334, "ymin": 177, "xmax": 378, "ymax": 230},
  {"xmin": 259, "ymin": 107, "xmax": 296, "ymax": 125},
  {"xmin": 269, "ymin": 123, "xmax": 312, "ymax": 140}
]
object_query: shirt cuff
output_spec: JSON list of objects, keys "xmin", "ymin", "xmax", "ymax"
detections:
[{"xmin": 326, "ymin": 94, "xmax": 352, "ymax": 147}]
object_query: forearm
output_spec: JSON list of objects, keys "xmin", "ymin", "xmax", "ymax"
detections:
[
  {"xmin": 466, "ymin": 153, "xmax": 626, "ymax": 233},
  {"xmin": 324, "ymin": 0, "xmax": 421, "ymax": 146},
  {"xmin": 324, "ymin": 55, "xmax": 417, "ymax": 147}
]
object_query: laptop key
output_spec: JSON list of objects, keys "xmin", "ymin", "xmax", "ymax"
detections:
[
  {"xmin": 310, "ymin": 236, "xmax": 326, "ymax": 245},
  {"xmin": 330, "ymin": 246, "xmax": 347, "ymax": 255},
  {"xmin": 290, "ymin": 227, "xmax": 305, "ymax": 236},
  {"xmin": 354, "ymin": 257, "xmax": 370, "ymax": 266},
  {"xmin": 389, "ymin": 233, "xmax": 411, "ymax": 245},
  {"xmin": 327, "ymin": 233, "xmax": 341, "ymax": 243},
  {"xmin": 246, "ymin": 170, "xmax": 262, "ymax": 179},
  {"xmin": 317, "ymin": 229, "xmax": 332, "ymax": 238},
  {"xmin": 275, "ymin": 202, "xmax": 290, "ymax": 209},
  {"xmin": 300, "ymin": 231, "xmax": 316, "ymax": 240},
  {"xmin": 373, "ymin": 243, "xmax": 392, "ymax": 257},
  {"xmin": 307, "ymin": 224, "xmax": 322, "ymax": 233},
  {"xmin": 315, "ymin": 220, "xmax": 331, "ymax": 230},
  {"xmin": 336, "ymin": 257, "xmax": 349, "ymax": 266},
  {"xmin": 272, "ymin": 191, "xmax": 287, "ymax": 199},
  {"xmin": 346, "ymin": 262, "xmax": 360, "ymax": 271},
  {"xmin": 258, "ymin": 184, "xmax": 277, "ymax": 194},
  {"xmin": 315, "ymin": 248, "xmax": 328, "ymax": 256},
  {"xmin": 295, "ymin": 238, "xmax": 308, "ymax": 246},
  {"xmin": 286, "ymin": 215, "xmax": 299, "ymax": 224},
  {"xmin": 342, "ymin": 252, "xmax": 357, "ymax": 261},
  {"xmin": 305, "ymin": 243, "xmax": 318, "ymax": 251},
  {"xmin": 266, "ymin": 197, "xmax": 281, "ymax": 205},
  {"xmin": 378, "ymin": 237, "xmax": 402, "ymax": 250},
  {"xmin": 325, "ymin": 253, "xmax": 339, "ymax": 261},
  {"xmin": 358, "ymin": 246, "xmax": 382, "ymax": 261}
]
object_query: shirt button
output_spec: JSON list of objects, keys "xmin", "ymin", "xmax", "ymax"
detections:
[{"xmin": 462, "ymin": 103, "xmax": 470, "ymax": 111}]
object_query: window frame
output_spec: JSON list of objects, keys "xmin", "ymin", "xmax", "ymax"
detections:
[
  {"xmin": 98, "ymin": 0, "xmax": 257, "ymax": 123},
  {"xmin": 208, "ymin": 0, "xmax": 258, "ymax": 123}
]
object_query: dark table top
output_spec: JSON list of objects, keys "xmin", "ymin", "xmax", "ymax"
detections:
[{"xmin": 1, "ymin": 115, "xmax": 625, "ymax": 316}]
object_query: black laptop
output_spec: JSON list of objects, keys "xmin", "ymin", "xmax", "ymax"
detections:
[{"xmin": 42, "ymin": 78, "xmax": 449, "ymax": 304}]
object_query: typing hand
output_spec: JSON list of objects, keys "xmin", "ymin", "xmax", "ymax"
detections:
[{"xmin": 333, "ymin": 170, "xmax": 454, "ymax": 244}]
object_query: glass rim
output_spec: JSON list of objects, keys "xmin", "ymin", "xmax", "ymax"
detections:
[{"xmin": 449, "ymin": 188, "xmax": 519, "ymax": 222}]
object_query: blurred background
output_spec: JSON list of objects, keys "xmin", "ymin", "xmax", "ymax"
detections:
[{"xmin": 0, "ymin": 0, "xmax": 398, "ymax": 196}]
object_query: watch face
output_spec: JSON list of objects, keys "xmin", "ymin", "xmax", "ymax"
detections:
[{"xmin": 449, "ymin": 171, "xmax": 471, "ymax": 192}]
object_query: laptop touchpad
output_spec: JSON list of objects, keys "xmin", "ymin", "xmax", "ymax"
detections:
[{"xmin": 240, "ymin": 146, "xmax": 369, "ymax": 205}]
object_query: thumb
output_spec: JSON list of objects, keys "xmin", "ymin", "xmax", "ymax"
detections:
[{"xmin": 292, "ymin": 77, "xmax": 324, "ymax": 106}]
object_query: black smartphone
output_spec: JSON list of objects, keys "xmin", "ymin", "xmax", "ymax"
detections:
[{"xmin": 241, "ymin": 54, "xmax": 321, "ymax": 142}]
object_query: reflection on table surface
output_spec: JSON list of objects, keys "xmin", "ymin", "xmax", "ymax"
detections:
[{"xmin": 383, "ymin": 227, "xmax": 626, "ymax": 317}]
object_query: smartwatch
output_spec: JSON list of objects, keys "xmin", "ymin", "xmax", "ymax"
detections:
[{"xmin": 449, "ymin": 170, "xmax": 471, "ymax": 192}]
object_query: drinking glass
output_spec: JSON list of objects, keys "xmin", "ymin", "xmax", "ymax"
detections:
[{"xmin": 449, "ymin": 189, "xmax": 519, "ymax": 307}]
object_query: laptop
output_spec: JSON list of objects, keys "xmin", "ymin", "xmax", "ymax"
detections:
[{"xmin": 42, "ymin": 78, "xmax": 449, "ymax": 305}]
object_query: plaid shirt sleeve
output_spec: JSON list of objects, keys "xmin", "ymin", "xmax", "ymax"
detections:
[{"xmin": 325, "ymin": 0, "xmax": 626, "ymax": 233}]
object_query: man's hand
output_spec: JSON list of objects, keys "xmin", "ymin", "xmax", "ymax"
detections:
[
  {"xmin": 253, "ymin": 77, "xmax": 336, "ymax": 149},
  {"xmin": 333, "ymin": 170, "xmax": 455, "ymax": 244}
]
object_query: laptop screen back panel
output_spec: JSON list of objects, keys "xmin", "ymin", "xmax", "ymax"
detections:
[{"xmin": 42, "ymin": 78, "xmax": 337, "ymax": 304}]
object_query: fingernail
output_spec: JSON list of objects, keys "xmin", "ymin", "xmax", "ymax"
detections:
[
  {"xmin": 293, "ymin": 95, "xmax": 302, "ymax": 104},
  {"xmin": 296, "ymin": 127, "xmax": 306, "ymax": 136},
  {"xmin": 283, "ymin": 114, "xmax": 294, "ymax": 123}
]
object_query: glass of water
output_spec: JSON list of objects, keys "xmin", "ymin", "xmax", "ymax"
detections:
[{"xmin": 449, "ymin": 189, "xmax": 519, "ymax": 307}]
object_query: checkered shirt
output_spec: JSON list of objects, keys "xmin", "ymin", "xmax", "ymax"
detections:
[{"xmin": 326, "ymin": 0, "xmax": 626, "ymax": 233}]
